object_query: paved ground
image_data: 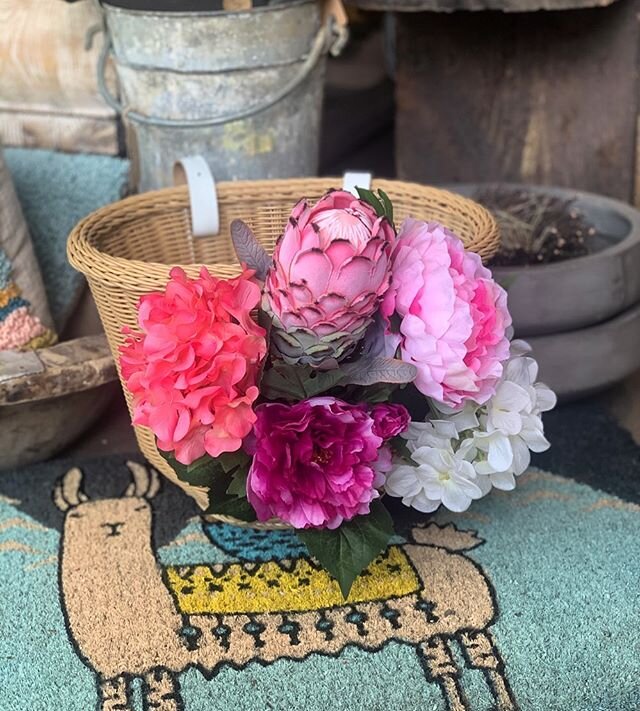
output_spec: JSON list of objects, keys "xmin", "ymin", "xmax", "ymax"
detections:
[{"xmin": 605, "ymin": 370, "xmax": 640, "ymax": 444}]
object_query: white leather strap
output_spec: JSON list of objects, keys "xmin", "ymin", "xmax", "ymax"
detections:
[
  {"xmin": 342, "ymin": 171, "xmax": 372, "ymax": 196},
  {"xmin": 173, "ymin": 156, "xmax": 220, "ymax": 237}
]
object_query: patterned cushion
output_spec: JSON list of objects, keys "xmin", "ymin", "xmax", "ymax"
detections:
[{"xmin": 0, "ymin": 149, "xmax": 56, "ymax": 350}]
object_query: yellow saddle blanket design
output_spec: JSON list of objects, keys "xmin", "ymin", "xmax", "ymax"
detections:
[{"xmin": 166, "ymin": 546, "xmax": 420, "ymax": 615}]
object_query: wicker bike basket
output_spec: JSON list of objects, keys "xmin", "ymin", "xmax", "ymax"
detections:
[{"xmin": 67, "ymin": 177, "xmax": 499, "ymax": 527}]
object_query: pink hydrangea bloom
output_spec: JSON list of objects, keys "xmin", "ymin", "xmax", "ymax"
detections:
[
  {"xmin": 382, "ymin": 219, "xmax": 511, "ymax": 408},
  {"xmin": 246, "ymin": 398, "xmax": 405, "ymax": 529},
  {"xmin": 119, "ymin": 267, "xmax": 267, "ymax": 465}
]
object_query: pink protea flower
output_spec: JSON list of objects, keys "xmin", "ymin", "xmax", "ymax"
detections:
[
  {"xmin": 264, "ymin": 190, "xmax": 396, "ymax": 367},
  {"xmin": 119, "ymin": 267, "xmax": 267, "ymax": 465},
  {"xmin": 246, "ymin": 397, "xmax": 403, "ymax": 529},
  {"xmin": 382, "ymin": 219, "xmax": 511, "ymax": 408}
]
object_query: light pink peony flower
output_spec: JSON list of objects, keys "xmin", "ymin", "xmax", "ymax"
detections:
[
  {"xmin": 119, "ymin": 267, "xmax": 267, "ymax": 465},
  {"xmin": 246, "ymin": 397, "xmax": 400, "ymax": 529},
  {"xmin": 264, "ymin": 190, "xmax": 395, "ymax": 366},
  {"xmin": 382, "ymin": 219, "xmax": 511, "ymax": 408}
]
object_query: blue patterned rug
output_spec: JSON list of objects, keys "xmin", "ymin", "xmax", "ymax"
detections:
[{"xmin": 0, "ymin": 402, "xmax": 638, "ymax": 711}]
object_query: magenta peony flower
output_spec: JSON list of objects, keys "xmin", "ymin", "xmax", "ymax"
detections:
[
  {"xmin": 382, "ymin": 219, "xmax": 511, "ymax": 408},
  {"xmin": 119, "ymin": 267, "xmax": 267, "ymax": 465},
  {"xmin": 370, "ymin": 403, "xmax": 410, "ymax": 440},
  {"xmin": 246, "ymin": 397, "xmax": 394, "ymax": 529},
  {"xmin": 264, "ymin": 190, "xmax": 395, "ymax": 366}
]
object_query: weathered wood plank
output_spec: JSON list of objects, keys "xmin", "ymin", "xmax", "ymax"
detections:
[
  {"xmin": 0, "ymin": 0, "xmax": 118, "ymax": 152},
  {"xmin": 0, "ymin": 334, "xmax": 116, "ymax": 405},
  {"xmin": 346, "ymin": 0, "xmax": 616, "ymax": 12},
  {"xmin": 0, "ymin": 110, "xmax": 119, "ymax": 155},
  {"xmin": 395, "ymin": 1, "xmax": 640, "ymax": 203}
]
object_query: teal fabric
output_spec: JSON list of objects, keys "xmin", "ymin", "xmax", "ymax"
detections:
[
  {"xmin": 0, "ymin": 249, "xmax": 12, "ymax": 286},
  {"xmin": 3, "ymin": 149, "xmax": 130, "ymax": 330},
  {"xmin": 0, "ymin": 445, "xmax": 637, "ymax": 710}
]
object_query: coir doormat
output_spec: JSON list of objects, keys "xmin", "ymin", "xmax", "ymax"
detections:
[{"xmin": 1, "ymin": 420, "xmax": 639, "ymax": 710}]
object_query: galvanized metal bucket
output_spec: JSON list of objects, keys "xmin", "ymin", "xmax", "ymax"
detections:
[{"xmin": 97, "ymin": 0, "xmax": 345, "ymax": 192}]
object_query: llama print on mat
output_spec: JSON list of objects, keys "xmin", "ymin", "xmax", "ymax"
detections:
[{"xmin": 54, "ymin": 462, "xmax": 518, "ymax": 711}]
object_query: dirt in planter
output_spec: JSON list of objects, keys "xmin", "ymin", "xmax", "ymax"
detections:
[{"xmin": 475, "ymin": 187, "xmax": 595, "ymax": 266}]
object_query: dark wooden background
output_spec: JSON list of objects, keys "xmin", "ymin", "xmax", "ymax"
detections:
[{"xmin": 394, "ymin": 0, "xmax": 640, "ymax": 202}]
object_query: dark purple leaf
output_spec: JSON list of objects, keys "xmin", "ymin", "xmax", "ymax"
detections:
[{"xmin": 231, "ymin": 220, "xmax": 272, "ymax": 280}]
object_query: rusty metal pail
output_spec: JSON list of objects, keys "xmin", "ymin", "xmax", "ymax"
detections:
[{"xmin": 96, "ymin": 0, "xmax": 345, "ymax": 192}]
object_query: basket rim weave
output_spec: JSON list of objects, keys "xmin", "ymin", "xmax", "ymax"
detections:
[{"xmin": 67, "ymin": 177, "xmax": 499, "ymax": 286}]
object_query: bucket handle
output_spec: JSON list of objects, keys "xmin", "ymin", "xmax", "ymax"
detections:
[{"xmin": 96, "ymin": 20, "xmax": 335, "ymax": 128}]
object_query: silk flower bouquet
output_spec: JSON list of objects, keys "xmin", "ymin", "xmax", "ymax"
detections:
[{"xmin": 119, "ymin": 188, "xmax": 556, "ymax": 597}]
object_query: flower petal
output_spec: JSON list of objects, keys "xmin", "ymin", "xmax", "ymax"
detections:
[
  {"xmin": 441, "ymin": 487, "xmax": 472, "ymax": 512},
  {"xmin": 535, "ymin": 383, "xmax": 557, "ymax": 413},
  {"xmin": 495, "ymin": 381, "xmax": 531, "ymax": 414},
  {"xmin": 490, "ymin": 470, "xmax": 516, "ymax": 491},
  {"xmin": 487, "ymin": 435, "xmax": 514, "ymax": 472}
]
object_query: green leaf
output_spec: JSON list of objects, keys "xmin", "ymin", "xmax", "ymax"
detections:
[
  {"xmin": 303, "ymin": 367, "xmax": 347, "ymax": 397},
  {"xmin": 378, "ymin": 189, "xmax": 394, "ymax": 224},
  {"xmin": 340, "ymin": 356, "xmax": 417, "ymax": 386},
  {"xmin": 160, "ymin": 446, "xmax": 255, "ymax": 521},
  {"xmin": 356, "ymin": 187, "xmax": 395, "ymax": 225},
  {"xmin": 344, "ymin": 382, "xmax": 397, "ymax": 404},
  {"xmin": 226, "ymin": 467, "xmax": 249, "ymax": 497},
  {"xmin": 297, "ymin": 500, "xmax": 395, "ymax": 598},
  {"xmin": 254, "ymin": 310, "xmax": 272, "ymax": 387},
  {"xmin": 261, "ymin": 361, "xmax": 346, "ymax": 401},
  {"xmin": 205, "ymin": 463, "xmax": 256, "ymax": 523},
  {"xmin": 218, "ymin": 449, "xmax": 251, "ymax": 475},
  {"xmin": 208, "ymin": 469, "xmax": 235, "ymax": 502},
  {"xmin": 392, "ymin": 436, "xmax": 412, "ymax": 461},
  {"xmin": 206, "ymin": 493, "xmax": 257, "ymax": 522},
  {"xmin": 257, "ymin": 308, "xmax": 274, "ymax": 337},
  {"xmin": 356, "ymin": 187, "xmax": 385, "ymax": 218},
  {"xmin": 260, "ymin": 362, "xmax": 309, "ymax": 401},
  {"xmin": 159, "ymin": 450, "xmax": 223, "ymax": 488}
]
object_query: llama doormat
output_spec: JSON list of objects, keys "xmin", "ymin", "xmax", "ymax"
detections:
[{"xmin": 0, "ymin": 452, "xmax": 638, "ymax": 711}]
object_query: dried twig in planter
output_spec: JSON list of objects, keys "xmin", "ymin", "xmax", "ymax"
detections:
[{"xmin": 474, "ymin": 187, "xmax": 595, "ymax": 266}]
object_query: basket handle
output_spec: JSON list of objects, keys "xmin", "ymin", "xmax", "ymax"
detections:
[
  {"xmin": 173, "ymin": 157, "xmax": 220, "ymax": 237},
  {"xmin": 342, "ymin": 172, "xmax": 372, "ymax": 197},
  {"xmin": 172, "ymin": 164, "xmax": 373, "ymax": 238},
  {"xmin": 96, "ymin": 18, "xmax": 339, "ymax": 128}
]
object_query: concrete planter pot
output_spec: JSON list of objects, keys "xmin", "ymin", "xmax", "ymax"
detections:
[
  {"xmin": 526, "ymin": 302, "xmax": 640, "ymax": 400},
  {"xmin": 453, "ymin": 184, "xmax": 640, "ymax": 399},
  {"xmin": 492, "ymin": 188, "xmax": 640, "ymax": 337}
]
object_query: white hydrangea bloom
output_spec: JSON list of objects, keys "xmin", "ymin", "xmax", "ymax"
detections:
[
  {"xmin": 404, "ymin": 419, "xmax": 459, "ymax": 450},
  {"xmin": 469, "ymin": 340, "xmax": 556, "ymax": 494},
  {"xmin": 432, "ymin": 400, "xmax": 480, "ymax": 433},
  {"xmin": 385, "ymin": 426, "xmax": 482, "ymax": 513},
  {"xmin": 385, "ymin": 340, "xmax": 556, "ymax": 513}
]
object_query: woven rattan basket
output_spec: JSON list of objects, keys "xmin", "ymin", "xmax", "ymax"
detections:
[{"xmin": 67, "ymin": 177, "xmax": 499, "ymax": 527}]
